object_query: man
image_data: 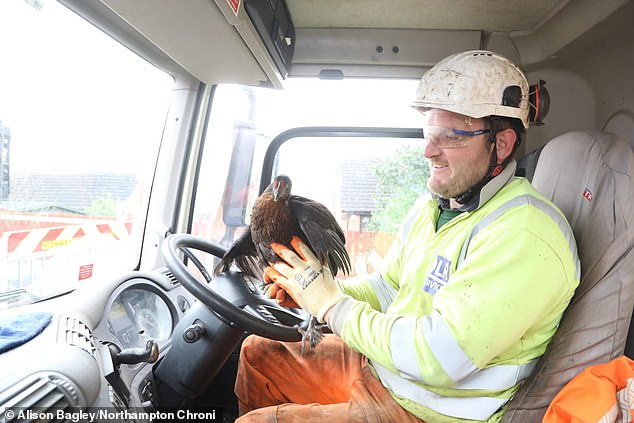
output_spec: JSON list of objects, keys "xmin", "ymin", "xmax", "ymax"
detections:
[{"xmin": 234, "ymin": 50, "xmax": 580, "ymax": 422}]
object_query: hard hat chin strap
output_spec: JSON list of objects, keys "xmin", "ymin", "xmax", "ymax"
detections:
[
  {"xmin": 453, "ymin": 122, "xmax": 517, "ymax": 206},
  {"xmin": 453, "ymin": 147, "xmax": 501, "ymax": 206},
  {"xmin": 485, "ymin": 115, "xmax": 521, "ymax": 178},
  {"xmin": 488, "ymin": 142, "xmax": 505, "ymax": 178}
]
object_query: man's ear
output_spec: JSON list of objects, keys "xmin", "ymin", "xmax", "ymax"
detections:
[{"xmin": 495, "ymin": 128, "xmax": 517, "ymax": 163}]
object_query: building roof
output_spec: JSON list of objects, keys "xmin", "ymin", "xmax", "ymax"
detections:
[
  {"xmin": 1, "ymin": 173, "xmax": 137, "ymax": 214},
  {"xmin": 339, "ymin": 158, "xmax": 382, "ymax": 214}
]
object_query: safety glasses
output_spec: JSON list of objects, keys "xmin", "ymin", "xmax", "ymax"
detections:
[{"xmin": 422, "ymin": 125, "xmax": 491, "ymax": 149}]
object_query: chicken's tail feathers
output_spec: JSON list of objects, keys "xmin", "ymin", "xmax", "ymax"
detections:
[
  {"xmin": 319, "ymin": 229, "xmax": 351, "ymax": 277},
  {"xmin": 326, "ymin": 249, "xmax": 352, "ymax": 277},
  {"xmin": 214, "ymin": 255, "xmax": 262, "ymax": 280},
  {"xmin": 213, "ymin": 258, "xmax": 230, "ymax": 276}
]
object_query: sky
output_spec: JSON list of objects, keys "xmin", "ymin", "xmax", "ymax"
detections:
[
  {"xmin": 0, "ymin": 0, "xmax": 173, "ymax": 174},
  {"xmin": 0, "ymin": 0, "xmax": 427, "ymax": 222}
]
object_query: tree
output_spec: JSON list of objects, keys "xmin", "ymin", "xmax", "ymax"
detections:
[
  {"xmin": 85, "ymin": 194, "xmax": 117, "ymax": 217},
  {"xmin": 367, "ymin": 145, "xmax": 429, "ymax": 233}
]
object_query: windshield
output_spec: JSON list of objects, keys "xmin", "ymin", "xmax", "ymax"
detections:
[
  {"xmin": 0, "ymin": 1, "xmax": 428, "ymax": 309},
  {"xmin": 0, "ymin": 0, "xmax": 173, "ymax": 308},
  {"xmin": 191, "ymin": 79, "xmax": 426, "ymax": 278}
]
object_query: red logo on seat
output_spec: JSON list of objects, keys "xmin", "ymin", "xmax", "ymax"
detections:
[{"xmin": 583, "ymin": 188, "xmax": 593, "ymax": 202}]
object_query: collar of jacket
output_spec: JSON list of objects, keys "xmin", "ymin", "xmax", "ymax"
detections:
[{"xmin": 436, "ymin": 159, "xmax": 517, "ymax": 213}]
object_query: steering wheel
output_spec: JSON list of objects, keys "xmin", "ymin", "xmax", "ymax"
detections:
[{"xmin": 162, "ymin": 233, "xmax": 305, "ymax": 341}]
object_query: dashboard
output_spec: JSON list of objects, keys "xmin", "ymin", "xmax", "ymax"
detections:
[
  {"xmin": 0, "ymin": 257, "xmax": 290, "ymax": 422},
  {"xmin": 0, "ymin": 268, "xmax": 198, "ymax": 419}
]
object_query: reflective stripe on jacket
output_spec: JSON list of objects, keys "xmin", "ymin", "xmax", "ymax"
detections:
[{"xmin": 332, "ymin": 162, "xmax": 580, "ymax": 423}]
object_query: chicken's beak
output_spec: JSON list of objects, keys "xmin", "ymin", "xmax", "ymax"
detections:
[{"xmin": 273, "ymin": 185, "xmax": 280, "ymax": 201}]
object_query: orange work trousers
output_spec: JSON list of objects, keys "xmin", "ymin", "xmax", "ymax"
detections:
[{"xmin": 234, "ymin": 334, "xmax": 424, "ymax": 422}]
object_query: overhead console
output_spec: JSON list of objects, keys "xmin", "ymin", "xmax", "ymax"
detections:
[
  {"xmin": 244, "ymin": 0, "xmax": 295, "ymax": 79},
  {"xmin": 214, "ymin": 0, "xmax": 295, "ymax": 88}
]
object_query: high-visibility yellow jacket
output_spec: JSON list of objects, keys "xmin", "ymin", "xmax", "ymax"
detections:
[{"xmin": 329, "ymin": 163, "xmax": 580, "ymax": 422}]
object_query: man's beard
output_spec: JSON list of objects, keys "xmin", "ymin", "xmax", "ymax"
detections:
[{"xmin": 427, "ymin": 153, "xmax": 491, "ymax": 200}]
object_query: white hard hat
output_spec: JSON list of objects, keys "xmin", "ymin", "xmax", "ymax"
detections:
[{"xmin": 411, "ymin": 50, "xmax": 531, "ymax": 128}]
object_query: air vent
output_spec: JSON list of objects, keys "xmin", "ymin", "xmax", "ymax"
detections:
[
  {"xmin": 58, "ymin": 316, "xmax": 96, "ymax": 359},
  {"xmin": 159, "ymin": 267, "xmax": 179, "ymax": 285},
  {"xmin": 0, "ymin": 373, "xmax": 80, "ymax": 422}
]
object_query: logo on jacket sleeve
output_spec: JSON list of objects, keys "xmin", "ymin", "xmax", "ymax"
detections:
[{"xmin": 423, "ymin": 255, "xmax": 451, "ymax": 295}]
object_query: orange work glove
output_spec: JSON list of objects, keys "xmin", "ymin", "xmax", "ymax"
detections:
[{"xmin": 263, "ymin": 268, "xmax": 300, "ymax": 308}]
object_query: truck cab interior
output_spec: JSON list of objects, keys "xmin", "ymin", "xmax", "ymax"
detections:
[{"xmin": 0, "ymin": 0, "xmax": 633, "ymax": 422}]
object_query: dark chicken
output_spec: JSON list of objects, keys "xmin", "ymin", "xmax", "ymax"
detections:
[{"xmin": 215, "ymin": 174, "xmax": 351, "ymax": 351}]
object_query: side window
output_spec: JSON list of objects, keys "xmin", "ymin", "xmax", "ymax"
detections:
[
  {"xmin": 190, "ymin": 85, "xmax": 265, "ymax": 249},
  {"xmin": 0, "ymin": 1, "xmax": 173, "ymax": 307}
]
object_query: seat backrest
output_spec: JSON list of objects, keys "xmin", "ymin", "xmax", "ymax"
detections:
[
  {"xmin": 515, "ymin": 145, "xmax": 544, "ymax": 181},
  {"xmin": 503, "ymin": 131, "xmax": 634, "ymax": 421}
]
